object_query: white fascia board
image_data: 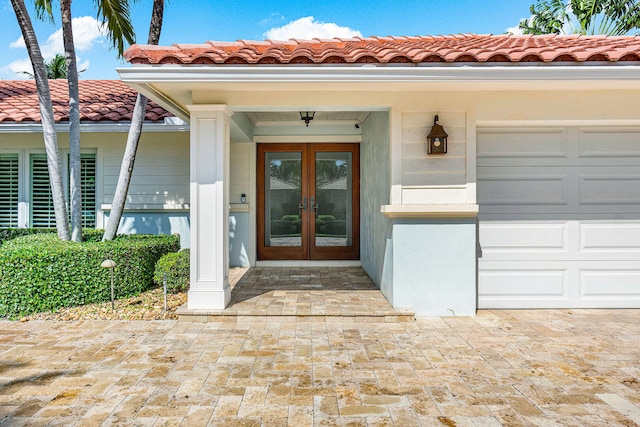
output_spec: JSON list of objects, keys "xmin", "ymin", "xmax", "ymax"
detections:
[
  {"xmin": 118, "ymin": 63, "xmax": 640, "ymax": 85},
  {"xmin": 0, "ymin": 122, "xmax": 190, "ymax": 134}
]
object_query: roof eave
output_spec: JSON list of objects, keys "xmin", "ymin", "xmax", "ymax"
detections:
[
  {"xmin": 0, "ymin": 121, "xmax": 189, "ymax": 134},
  {"xmin": 118, "ymin": 63, "xmax": 640, "ymax": 84},
  {"xmin": 117, "ymin": 63, "xmax": 640, "ymax": 119}
]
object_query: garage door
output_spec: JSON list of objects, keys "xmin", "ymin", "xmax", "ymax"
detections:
[{"xmin": 478, "ymin": 126, "xmax": 640, "ymax": 308}]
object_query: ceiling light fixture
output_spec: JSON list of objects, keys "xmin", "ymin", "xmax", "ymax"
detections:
[{"xmin": 300, "ymin": 111, "xmax": 315, "ymax": 127}]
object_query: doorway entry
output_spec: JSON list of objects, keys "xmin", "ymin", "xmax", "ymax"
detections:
[{"xmin": 257, "ymin": 143, "xmax": 360, "ymax": 260}]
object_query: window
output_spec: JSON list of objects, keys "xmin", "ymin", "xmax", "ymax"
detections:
[
  {"xmin": 29, "ymin": 152, "xmax": 97, "ymax": 228},
  {"xmin": 30, "ymin": 154, "xmax": 56, "ymax": 228},
  {"xmin": 0, "ymin": 154, "xmax": 19, "ymax": 227},
  {"xmin": 79, "ymin": 154, "xmax": 96, "ymax": 228}
]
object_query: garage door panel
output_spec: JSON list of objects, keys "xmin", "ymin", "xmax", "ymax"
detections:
[
  {"xmin": 578, "ymin": 128, "xmax": 640, "ymax": 165},
  {"xmin": 478, "ymin": 171, "xmax": 569, "ymax": 207},
  {"xmin": 580, "ymin": 265, "xmax": 640, "ymax": 302},
  {"xmin": 477, "ymin": 127, "xmax": 568, "ymax": 165},
  {"xmin": 579, "ymin": 173, "xmax": 640, "ymax": 206},
  {"xmin": 580, "ymin": 223, "xmax": 640, "ymax": 253},
  {"xmin": 480, "ymin": 222, "xmax": 568, "ymax": 253},
  {"xmin": 479, "ymin": 264, "xmax": 569, "ymax": 307}
]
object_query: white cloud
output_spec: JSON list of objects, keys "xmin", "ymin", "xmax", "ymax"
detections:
[
  {"xmin": 9, "ymin": 16, "xmax": 106, "ymax": 59},
  {"xmin": 41, "ymin": 16, "xmax": 107, "ymax": 57},
  {"xmin": 5, "ymin": 16, "xmax": 106, "ymax": 78},
  {"xmin": 264, "ymin": 16, "xmax": 362, "ymax": 40},
  {"xmin": 77, "ymin": 59, "xmax": 90, "ymax": 74},
  {"xmin": 506, "ymin": 24, "xmax": 524, "ymax": 35},
  {"xmin": 9, "ymin": 37, "xmax": 25, "ymax": 49},
  {"xmin": 2, "ymin": 58, "xmax": 33, "ymax": 79}
]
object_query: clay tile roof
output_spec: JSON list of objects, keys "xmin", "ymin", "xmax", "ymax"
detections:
[
  {"xmin": 0, "ymin": 79, "xmax": 173, "ymax": 124},
  {"xmin": 124, "ymin": 33, "xmax": 640, "ymax": 65}
]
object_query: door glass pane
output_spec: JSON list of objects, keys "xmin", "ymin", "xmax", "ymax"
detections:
[
  {"xmin": 314, "ymin": 152, "xmax": 352, "ymax": 247},
  {"xmin": 265, "ymin": 152, "xmax": 302, "ymax": 247}
]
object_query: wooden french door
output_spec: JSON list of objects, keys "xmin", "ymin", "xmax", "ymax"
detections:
[{"xmin": 257, "ymin": 143, "xmax": 360, "ymax": 260}]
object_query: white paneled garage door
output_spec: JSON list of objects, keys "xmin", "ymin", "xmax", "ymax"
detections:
[{"xmin": 477, "ymin": 126, "xmax": 640, "ymax": 308}]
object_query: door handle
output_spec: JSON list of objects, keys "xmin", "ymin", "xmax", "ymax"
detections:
[
  {"xmin": 298, "ymin": 197, "xmax": 307, "ymax": 214},
  {"xmin": 310, "ymin": 196, "xmax": 319, "ymax": 218}
]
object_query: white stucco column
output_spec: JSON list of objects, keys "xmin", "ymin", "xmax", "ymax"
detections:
[{"xmin": 187, "ymin": 105, "xmax": 233, "ymax": 310}]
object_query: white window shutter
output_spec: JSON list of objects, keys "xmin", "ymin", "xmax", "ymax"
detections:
[
  {"xmin": 30, "ymin": 154, "xmax": 55, "ymax": 228},
  {"xmin": 0, "ymin": 154, "xmax": 19, "ymax": 227},
  {"xmin": 80, "ymin": 154, "xmax": 96, "ymax": 228}
]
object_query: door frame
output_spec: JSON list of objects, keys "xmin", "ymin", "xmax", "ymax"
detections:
[{"xmin": 257, "ymin": 142, "xmax": 360, "ymax": 261}]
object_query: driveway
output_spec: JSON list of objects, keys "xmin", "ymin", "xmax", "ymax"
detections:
[{"xmin": 0, "ymin": 310, "xmax": 639, "ymax": 426}]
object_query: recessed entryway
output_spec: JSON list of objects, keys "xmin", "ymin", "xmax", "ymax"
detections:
[{"xmin": 257, "ymin": 143, "xmax": 360, "ymax": 261}]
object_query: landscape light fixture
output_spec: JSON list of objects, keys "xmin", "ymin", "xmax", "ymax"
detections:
[
  {"xmin": 427, "ymin": 115, "xmax": 448, "ymax": 155},
  {"xmin": 101, "ymin": 259, "xmax": 116, "ymax": 311},
  {"xmin": 300, "ymin": 111, "xmax": 315, "ymax": 127}
]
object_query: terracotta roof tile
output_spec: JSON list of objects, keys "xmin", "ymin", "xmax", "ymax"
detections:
[
  {"xmin": 123, "ymin": 33, "xmax": 640, "ymax": 66},
  {"xmin": 0, "ymin": 79, "xmax": 172, "ymax": 124}
]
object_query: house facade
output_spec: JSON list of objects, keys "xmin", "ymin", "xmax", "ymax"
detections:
[
  {"xmin": 3, "ymin": 35, "xmax": 640, "ymax": 317},
  {"xmin": 0, "ymin": 80, "xmax": 190, "ymax": 247},
  {"xmin": 118, "ymin": 34, "xmax": 640, "ymax": 316}
]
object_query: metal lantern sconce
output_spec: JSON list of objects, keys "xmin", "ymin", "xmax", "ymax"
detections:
[
  {"xmin": 427, "ymin": 115, "xmax": 448, "ymax": 155},
  {"xmin": 300, "ymin": 111, "xmax": 315, "ymax": 127}
]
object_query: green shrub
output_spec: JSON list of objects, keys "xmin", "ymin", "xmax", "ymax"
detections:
[
  {"xmin": 0, "ymin": 228, "xmax": 54, "ymax": 246},
  {"xmin": 154, "ymin": 249, "xmax": 190, "ymax": 293},
  {"xmin": 0, "ymin": 228, "xmax": 105, "ymax": 246},
  {"xmin": 0, "ymin": 233, "xmax": 179, "ymax": 318}
]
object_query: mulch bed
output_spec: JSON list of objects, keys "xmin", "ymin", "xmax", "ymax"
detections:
[{"xmin": 22, "ymin": 287, "xmax": 187, "ymax": 321}]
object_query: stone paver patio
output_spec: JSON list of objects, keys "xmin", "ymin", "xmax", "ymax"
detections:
[
  {"xmin": 0, "ymin": 309, "xmax": 639, "ymax": 426},
  {"xmin": 178, "ymin": 267, "xmax": 415, "ymax": 322}
]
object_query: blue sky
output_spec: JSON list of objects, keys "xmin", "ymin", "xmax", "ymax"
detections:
[{"xmin": 1, "ymin": 0, "xmax": 534, "ymax": 80}]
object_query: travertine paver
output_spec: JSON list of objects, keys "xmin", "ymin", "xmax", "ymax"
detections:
[
  {"xmin": 0, "ymin": 310, "xmax": 639, "ymax": 425},
  {"xmin": 179, "ymin": 267, "xmax": 415, "ymax": 321}
]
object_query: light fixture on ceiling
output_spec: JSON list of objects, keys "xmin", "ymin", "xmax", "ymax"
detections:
[
  {"xmin": 300, "ymin": 111, "xmax": 315, "ymax": 127},
  {"xmin": 426, "ymin": 115, "xmax": 448, "ymax": 155}
]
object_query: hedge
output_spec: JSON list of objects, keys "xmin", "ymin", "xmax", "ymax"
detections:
[
  {"xmin": 154, "ymin": 249, "xmax": 190, "ymax": 293},
  {"xmin": 0, "ymin": 228, "xmax": 105, "ymax": 246},
  {"xmin": 0, "ymin": 228, "xmax": 55, "ymax": 246},
  {"xmin": 0, "ymin": 233, "xmax": 180, "ymax": 318}
]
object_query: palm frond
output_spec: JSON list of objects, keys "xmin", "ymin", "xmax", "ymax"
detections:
[
  {"xmin": 95, "ymin": 0, "xmax": 136, "ymax": 57},
  {"xmin": 33, "ymin": 0, "xmax": 54, "ymax": 23}
]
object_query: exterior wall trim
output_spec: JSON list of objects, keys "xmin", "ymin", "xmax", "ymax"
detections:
[
  {"xmin": 254, "ymin": 135, "xmax": 361, "ymax": 143},
  {"xmin": 477, "ymin": 119, "xmax": 640, "ymax": 127},
  {"xmin": 119, "ymin": 65, "xmax": 640, "ymax": 85},
  {"xmin": 0, "ymin": 123, "xmax": 189, "ymax": 134},
  {"xmin": 381, "ymin": 204, "xmax": 479, "ymax": 218},
  {"xmin": 100, "ymin": 204, "xmax": 189, "ymax": 212}
]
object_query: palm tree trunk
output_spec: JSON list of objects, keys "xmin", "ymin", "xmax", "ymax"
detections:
[
  {"xmin": 11, "ymin": 0, "xmax": 70, "ymax": 240},
  {"xmin": 103, "ymin": 0, "xmax": 164, "ymax": 241},
  {"xmin": 60, "ymin": 0, "xmax": 83, "ymax": 242}
]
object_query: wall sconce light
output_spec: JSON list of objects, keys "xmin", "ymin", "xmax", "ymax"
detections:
[
  {"xmin": 427, "ymin": 115, "xmax": 448, "ymax": 155},
  {"xmin": 300, "ymin": 111, "xmax": 315, "ymax": 127}
]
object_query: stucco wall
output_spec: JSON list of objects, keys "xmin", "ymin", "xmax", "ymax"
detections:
[
  {"xmin": 360, "ymin": 111, "xmax": 391, "ymax": 287},
  {"xmin": 391, "ymin": 219, "xmax": 477, "ymax": 316}
]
